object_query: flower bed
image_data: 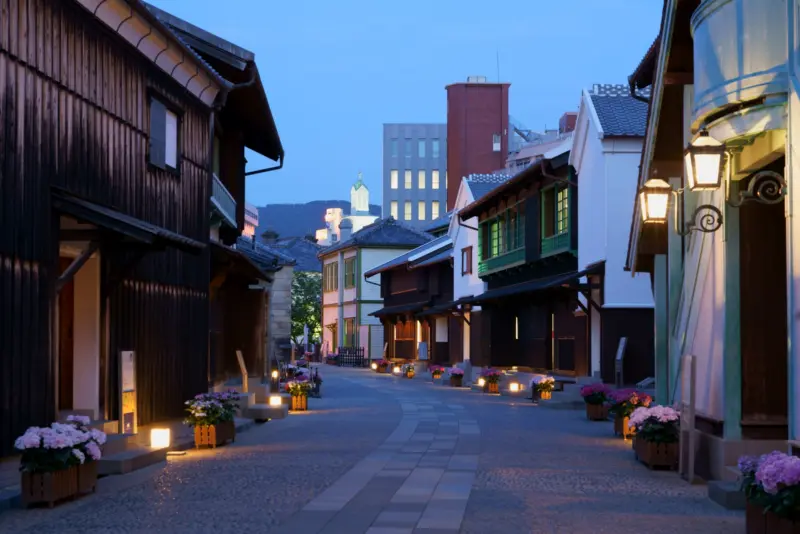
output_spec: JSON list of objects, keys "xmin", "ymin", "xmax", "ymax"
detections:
[
  {"xmin": 14, "ymin": 415, "xmax": 107, "ymax": 507},
  {"xmin": 739, "ymin": 451, "xmax": 800, "ymax": 533},
  {"xmin": 449, "ymin": 368, "xmax": 464, "ymax": 387},
  {"xmin": 580, "ymin": 383, "xmax": 610, "ymax": 421},
  {"xmin": 480, "ymin": 369, "xmax": 501, "ymax": 394},
  {"xmin": 531, "ymin": 376, "xmax": 555, "ymax": 401},
  {"xmin": 629, "ymin": 405, "xmax": 679, "ymax": 470},
  {"xmin": 608, "ymin": 389, "xmax": 652, "ymax": 439},
  {"xmin": 185, "ymin": 390, "xmax": 240, "ymax": 448}
]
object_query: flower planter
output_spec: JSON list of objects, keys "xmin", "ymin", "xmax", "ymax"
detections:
[
  {"xmin": 746, "ymin": 502, "xmax": 800, "ymax": 534},
  {"xmin": 585, "ymin": 403, "xmax": 609, "ymax": 421},
  {"xmin": 194, "ymin": 420, "xmax": 236, "ymax": 449},
  {"xmin": 404, "ymin": 370, "xmax": 415, "ymax": 379},
  {"xmin": 486, "ymin": 382, "xmax": 499, "ymax": 394},
  {"xmin": 77, "ymin": 461, "xmax": 97, "ymax": 494},
  {"xmin": 21, "ymin": 467, "xmax": 78, "ymax": 508},
  {"xmin": 614, "ymin": 415, "xmax": 635, "ymax": 439},
  {"xmin": 291, "ymin": 395, "xmax": 309, "ymax": 411},
  {"xmin": 450, "ymin": 375, "xmax": 463, "ymax": 387},
  {"xmin": 431, "ymin": 373, "xmax": 442, "ymax": 381},
  {"xmin": 539, "ymin": 390, "xmax": 552, "ymax": 400},
  {"xmin": 377, "ymin": 365, "xmax": 388, "ymax": 374},
  {"xmin": 633, "ymin": 437, "xmax": 678, "ymax": 470}
]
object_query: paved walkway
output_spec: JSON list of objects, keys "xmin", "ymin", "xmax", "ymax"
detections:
[{"xmin": 0, "ymin": 367, "xmax": 744, "ymax": 533}]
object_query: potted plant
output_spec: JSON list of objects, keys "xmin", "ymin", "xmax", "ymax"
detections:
[
  {"xmin": 531, "ymin": 376, "xmax": 555, "ymax": 401},
  {"xmin": 608, "ymin": 389, "xmax": 651, "ymax": 439},
  {"xmin": 376, "ymin": 359, "xmax": 390, "ymax": 373},
  {"xmin": 449, "ymin": 367, "xmax": 465, "ymax": 387},
  {"xmin": 64, "ymin": 415, "xmax": 105, "ymax": 494},
  {"xmin": 430, "ymin": 365, "xmax": 445, "ymax": 380},
  {"xmin": 14, "ymin": 424, "xmax": 91, "ymax": 507},
  {"xmin": 580, "ymin": 383, "xmax": 611, "ymax": 421},
  {"xmin": 185, "ymin": 390, "xmax": 239, "ymax": 448},
  {"xmin": 481, "ymin": 369, "xmax": 502, "ymax": 394},
  {"xmin": 739, "ymin": 451, "xmax": 800, "ymax": 533},
  {"xmin": 403, "ymin": 363, "xmax": 415, "ymax": 379},
  {"xmin": 628, "ymin": 405, "xmax": 680, "ymax": 469},
  {"xmin": 286, "ymin": 377, "xmax": 312, "ymax": 411}
]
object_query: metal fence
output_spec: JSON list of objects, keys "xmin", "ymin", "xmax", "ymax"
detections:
[{"xmin": 337, "ymin": 346, "xmax": 366, "ymax": 367}]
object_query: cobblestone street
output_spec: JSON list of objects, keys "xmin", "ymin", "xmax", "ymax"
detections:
[{"xmin": 0, "ymin": 367, "xmax": 744, "ymax": 533}]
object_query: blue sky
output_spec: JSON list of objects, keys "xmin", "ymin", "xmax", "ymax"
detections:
[{"xmin": 151, "ymin": 0, "xmax": 662, "ymax": 206}]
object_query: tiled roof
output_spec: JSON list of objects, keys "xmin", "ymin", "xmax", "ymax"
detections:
[
  {"xmin": 364, "ymin": 235, "xmax": 452, "ymax": 277},
  {"xmin": 588, "ymin": 84, "xmax": 650, "ymax": 137},
  {"xmin": 465, "ymin": 173, "xmax": 513, "ymax": 202},
  {"xmin": 235, "ymin": 236, "xmax": 296, "ymax": 272},
  {"xmin": 273, "ymin": 237, "xmax": 323, "ymax": 272},
  {"xmin": 319, "ymin": 217, "xmax": 432, "ymax": 257},
  {"xmin": 422, "ymin": 211, "xmax": 453, "ymax": 234}
]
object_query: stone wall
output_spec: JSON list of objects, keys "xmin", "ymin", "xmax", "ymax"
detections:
[{"xmin": 268, "ymin": 265, "xmax": 294, "ymax": 363}]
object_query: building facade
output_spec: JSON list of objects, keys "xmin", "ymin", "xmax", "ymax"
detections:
[
  {"xmin": 446, "ymin": 77, "xmax": 510, "ymax": 209},
  {"xmin": 382, "ymin": 124, "xmax": 447, "ymax": 228}
]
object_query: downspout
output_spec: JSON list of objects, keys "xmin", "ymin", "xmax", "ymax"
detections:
[{"xmin": 540, "ymin": 159, "xmax": 577, "ymax": 187}]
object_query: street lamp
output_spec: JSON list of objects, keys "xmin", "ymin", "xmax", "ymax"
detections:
[
  {"xmin": 639, "ymin": 179, "xmax": 671, "ymax": 224},
  {"xmin": 639, "ymin": 178, "xmax": 723, "ymax": 236},
  {"xmin": 684, "ymin": 130, "xmax": 725, "ymax": 191}
]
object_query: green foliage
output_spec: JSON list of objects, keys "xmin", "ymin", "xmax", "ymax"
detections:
[{"xmin": 291, "ymin": 271, "xmax": 322, "ymax": 345}]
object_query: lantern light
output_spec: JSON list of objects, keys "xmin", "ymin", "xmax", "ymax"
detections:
[
  {"xmin": 269, "ymin": 395, "xmax": 282, "ymax": 407},
  {"xmin": 150, "ymin": 428, "xmax": 171, "ymax": 449},
  {"xmin": 393, "ymin": 365, "xmax": 402, "ymax": 374},
  {"xmin": 639, "ymin": 179, "xmax": 672, "ymax": 224},
  {"xmin": 271, "ymin": 370, "xmax": 279, "ymax": 379},
  {"xmin": 684, "ymin": 130, "xmax": 725, "ymax": 191},
  {"xmin": 509, "ymin": 382, "xmax": 520, "ymax": 393},
  {"xmin": 477, "ymin": 377, "xmax": 486, "ymax": 387},
  {"xmin": 371, "ymin": 362, "xmax": 378, "ymax": 370}
]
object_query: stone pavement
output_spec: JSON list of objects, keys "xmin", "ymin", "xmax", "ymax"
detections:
[{"xmin": 0, "ymin": 366, "xmax": 745, "ymax": 533}]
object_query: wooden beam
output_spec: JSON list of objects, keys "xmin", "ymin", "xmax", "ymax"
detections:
[
  {"xmin": 60, "ymin": 229, "xmax": 103, "ymax": 242},
  {"xmin": 664, "ymin": 72, "xmax": 693, "ymax": 85},
  {"xmin": 56, "ymin": 241, "xmax": 100, "ymax": 292}
]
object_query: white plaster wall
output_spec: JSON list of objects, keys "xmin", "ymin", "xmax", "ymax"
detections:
[
  {"xmin": 361, "ymin": 302, "xmax": 383, "ymax": 325},
  {"xmin": 450, "ymin": 181, "xmax": 486, "ymax": 301},
  {"xmin": 361, "ymin": 248, "xmax": 415, "ymax": 300},
  {"xmin": 672, "ymin": 191, "xmax": 726, "ymax": 419},
  {"xmin": 343, "ymin": 303, "xmax": 357, "ymax": 319},
  {"xmin": 575, "ymin": 116, "xmax": 607, "ymax": 271},
  {"xmin": 73, "ymin": 256, "xmax": 100, "ymax": 418},
  {"xmin": 322, "ymin": 305, "xmax": 338, "ymax": 352},
  {"xmin": 603, "ymin": 145, "xmax": 654, "ymax": 307}
]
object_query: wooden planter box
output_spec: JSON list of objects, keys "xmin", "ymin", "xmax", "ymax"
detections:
[
  {"xmin": 21, "ymin": 467, "xmax": 78, "ymax": 508},
  {"xmin": 450, "ymin": 375, "xmax": 463, "ymax": 387},
  {"xmin": 77, "ymin": 461, "xmax": 97, "ymax": 494},
  {"xmin": 585, "ymin": 403, "xmax": 609, "ymax": 421},
  {"xmin": 614, "ymin": 415, "xmax": 635, "ymax": 439},
  {"xmin": 486, "ymin": 382, "xmax": 499, "ymax": 394},
  {"xmin": 404, "ymin": 370, "xmax": 415, "ymax": 379},
  {"xmin": 633, "ymin": 437, "xmax": 678, "ymax": 470},
  {"xmin": 377, "ymin": 365, "xmax": 388, "ymax": 373},
  {"xmin": 746, "ymin": 502, "xmax": 800, "ymax": 534},
  {"xmin": 194, "ymin": 420, "xmax": 236, "ymax": 449},
  {"xmin": 291, "ymin": 395, "xmax": 309, "ymax": 411},
  {"xmin": 431, "ymin": 373, "xmax": 442, "ymax": 381}
]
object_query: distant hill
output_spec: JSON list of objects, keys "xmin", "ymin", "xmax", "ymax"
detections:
[{"xmin": 255, "ymin": 200, "xmax": 382, "ymax": 239}]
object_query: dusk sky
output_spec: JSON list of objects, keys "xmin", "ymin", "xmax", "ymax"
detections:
[{"xmin": 151, "ymin": 0, "xmax": 662, "ymax": 207}]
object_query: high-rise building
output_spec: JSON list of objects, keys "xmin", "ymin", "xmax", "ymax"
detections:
[
  {"xmin": 445, "ymin": 76, "xmax": 510, "ymax": 210},
  {"xmin": 382, "ymin": 124, "xmax": 447, "ymax": 228}
]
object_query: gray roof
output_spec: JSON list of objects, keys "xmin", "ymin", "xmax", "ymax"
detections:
[
  {"xmin": 235, "ymin": 236, "xmax": 296, "ymax": 272},
  {"xmin": 422, "ymin": 211, "xmax": 453, "ymax": 234},
  {"xmin": 465, "ymin": 173, "xmax": 513, "ymax": 202},
  {"xmin": 589, "ymin": 84, "xmax": 650, "ymax": 137},
  {"xmin": 364, "ymin": 235, "xmax": 451, "ymax": 277},
  {"xmin": 273, "ymin": 237, "xmax": 324, "ymax": 273},
  {"xmin": 319, "ymin": 217, "xmax": 432, "ymax": 257}
]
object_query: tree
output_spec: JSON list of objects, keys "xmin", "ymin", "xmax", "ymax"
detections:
[{"xmin": 291, "ymin": 271, "xmax": 322, "ymax": 346}]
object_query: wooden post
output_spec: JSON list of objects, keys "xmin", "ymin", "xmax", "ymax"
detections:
[{"xmin": 236, "ymin": 350, "xmax": 248, "ymax": 393}]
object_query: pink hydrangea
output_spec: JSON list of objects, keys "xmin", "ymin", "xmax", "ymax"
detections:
[
  {"xmin": 90, "ymin": 428, "xmax": 107, "ymax": 445},
  {"xmin": 14, "ymin": 429, "xmax": 42, "ymax": 450},
  {"xmin": 449, "ymin": 368, "xmax": 465, "ymax": 376},
  {"xmin": 72, "ymin": 449, "xmax": 86, "ymax": 464},
  {"xmin": 755, "ymin": 452, "xmax": 800, "ymax": 495},
  {"xmin": 86, "ymin": 441, "xmax": 102, "ymax": 461}
]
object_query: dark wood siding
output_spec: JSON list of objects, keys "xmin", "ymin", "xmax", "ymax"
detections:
[{"xmin": 0, "ymin": 0, "xmax": 212, "ymax": 454}]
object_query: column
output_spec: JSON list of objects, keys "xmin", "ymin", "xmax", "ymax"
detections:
[{"xmin": 653, "ymin": 254, "xmax": 669, "ymax": 405}]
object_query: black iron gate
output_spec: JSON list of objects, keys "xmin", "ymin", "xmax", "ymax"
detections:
[{"xmin": 337, "ymin": 346, "xmax": 366, "ymax": 367}]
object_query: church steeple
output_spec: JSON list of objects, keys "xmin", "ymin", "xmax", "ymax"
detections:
[{"xmin": 350, "ymin": 171, "xmax": 369, "ymax": 214}]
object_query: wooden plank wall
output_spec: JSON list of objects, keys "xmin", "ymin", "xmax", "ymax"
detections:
[{"xmin": 0, "ymin": 0, "xmax": 212, "ymax": 453}]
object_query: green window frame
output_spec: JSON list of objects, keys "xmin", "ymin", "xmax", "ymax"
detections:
[
  {"xmin": 556, "ymin": 188, "xmax": 569, "ymax": 235},
  {"xmin": 344, "ymin": 257, "xmax": 356, "ymax": 288},
  {"xmin": 323, "ymin": 262, "xmax": 339, "ymax": 292},
  {"xmin": 479, "ymin": 202, "xmax": 526, "ymax": 261}
]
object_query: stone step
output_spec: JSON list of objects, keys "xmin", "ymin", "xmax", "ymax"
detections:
[
  {"xmin": 722, "ymin": 465, "xmax": 741, "ymax": 483},
  {"xmin": 102, "ymin": 433, "xmax": 137, "ymax": 456},
  {"xmin": 97, "ymin": 445, "xmax": 167, "ymax": 476},
  {"xmin": 707, "ymin": 480, "xmax": 746, "ymax": 510},
  {"xmin": 243, "ymin": 403, "xmax": 288, "ymax": 422}
]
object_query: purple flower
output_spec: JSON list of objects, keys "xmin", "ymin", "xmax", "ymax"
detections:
[{"xmin": 738, "ymin": 455, "xmax": 759, "ymax": 476}]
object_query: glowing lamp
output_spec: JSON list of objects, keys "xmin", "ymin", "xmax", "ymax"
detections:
[
  {"xmin": 150, "ymin": 428, "xmax": 171, "ymax": 449},
  {"xmin": 393, "ymin": 365, "xmax": 402, "ymax": 374},
  {"xmin": 477, "ymin": 377, "xmax": 486, "ymax": 387},
  {"xmin": 639, "ymin": 179, "xmax": 672, "ymax": 224},
  {"xmin": 684, "ymin": 130, "xmax": 725, "ymax": 191},
  {"xmin": 371, "ymin": 362, "xmax": 378, "ymax": 370},
  {"xmin": 271, "ymin": 370, "xmax": 279, "ymax": 379},
  {"xmin": 269, "ymin": 395, "xmax": 282, "ymax": 406},
  {"xmin": 509, "ymin": 382, "xmax": 520, "ymax": 393}
]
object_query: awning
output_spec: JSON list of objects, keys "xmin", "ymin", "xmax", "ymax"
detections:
[
  {"xmin": 211, "ymin": 242, "xmax": 272, "ymax": 282},
  {"xmin": 370, "ymin": 301, "xmax": 429, "ymax": 317},
  {"xmin": 462, "ymin": 266, "xmax": 601, "ymax": 305},
  {"xmin": 53, "ymin": 188, "xmax": 205, "ymax": 254},
  {"xmin": 416, "ymin": 296, "xmax": 473, "ymax": 317}
]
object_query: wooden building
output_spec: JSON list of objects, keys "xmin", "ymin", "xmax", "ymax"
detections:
[
  {"xmin": 456, "ymin": 141, "xmax": 599, "ymax": 376},
  {"xmin": 0, "ymin": 0, "xmax": 282, "ymax": 455}
]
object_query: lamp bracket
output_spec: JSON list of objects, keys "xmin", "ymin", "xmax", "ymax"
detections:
[
  {"xmin": 673, "ymin": 190, "xmax": 723, "ymax": 236},
  {"xmin": 728, "ymin": 170, "xmax": 786, "ymax": 207}
]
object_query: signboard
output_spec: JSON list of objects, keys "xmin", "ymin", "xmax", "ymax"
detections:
[
  {"xmin": 120, "ymin": 351, "xmax": 137, "ymax": 434},
  {"xmin": 236, "ymin": 350, "xmax": 248, "ymax": 393}
]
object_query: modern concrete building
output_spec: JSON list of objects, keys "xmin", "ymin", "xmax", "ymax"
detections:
[{"xmin": 382, "ymin": 124, "xmax": 447, "ymax": 229}]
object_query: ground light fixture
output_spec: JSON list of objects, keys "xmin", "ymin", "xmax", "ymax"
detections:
[
  {"xmin": 509, "ymin": 382, "xmax": 521, "ymax": 393},
  {"xmin": 371, "ymin": 362, "xmax": 378, "ymax": 370},
  {"xmin": 269, "ymin": 395, "xmax": 282, "ymax": 406},
  {"xmin": 477, "ymin": 378, "xmax": 486, "ymax": 387},
  {"xmin": 271, "ymin": 370, "xmax": 279, "ymax": 379},
  {"xmin": 150, "ymin": 428, "xmax": 171, "ymax": 449},
  {"xmin": 393, "ymin": 365, "xmax": 402, "ymax": 374}
]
